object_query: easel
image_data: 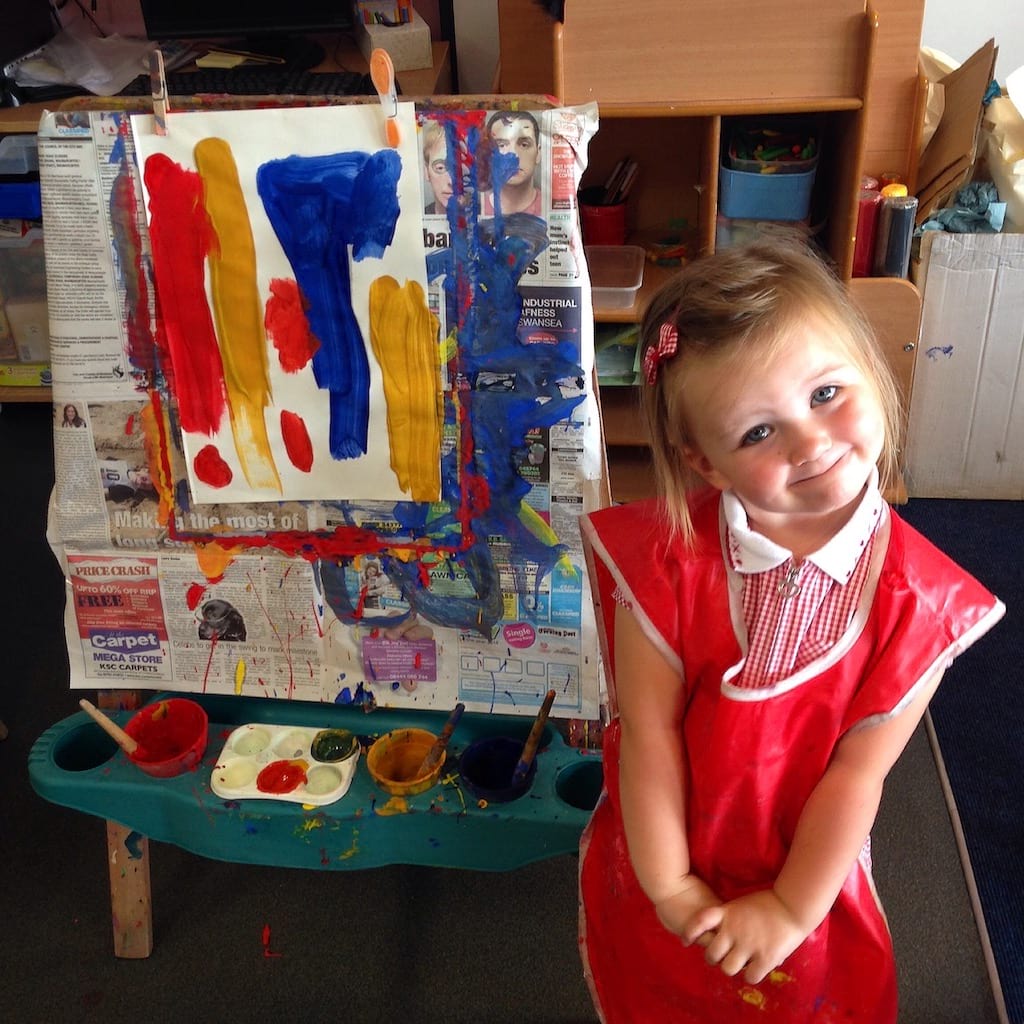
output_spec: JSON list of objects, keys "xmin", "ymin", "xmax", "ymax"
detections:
[{"xmin": 34, "ymin": 64, "xmax": 602, "ymax": 958}]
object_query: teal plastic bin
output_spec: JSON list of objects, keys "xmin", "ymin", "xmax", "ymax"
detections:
[{"xmin": 718, "ymin": 163, "xmax": 817, "ymax": 221}]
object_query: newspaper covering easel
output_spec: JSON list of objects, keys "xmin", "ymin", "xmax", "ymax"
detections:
[{"xmin": 40, "ymin": 84, "xmax": 605, "ymax": 722}]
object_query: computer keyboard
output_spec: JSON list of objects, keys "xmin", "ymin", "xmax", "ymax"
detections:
[{"xmin": 117, "ymin": 67, "xmax": 378, "ymax": 98}]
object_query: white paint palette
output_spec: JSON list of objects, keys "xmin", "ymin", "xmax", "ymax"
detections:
[{"xmin": 211, "ymin": 723, "xmax": 360, "ymax": 806}]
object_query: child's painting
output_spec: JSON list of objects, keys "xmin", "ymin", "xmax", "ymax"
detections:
[{"xmin": 131, "ymin": 103, "xmax": 439, "ymax": 505}]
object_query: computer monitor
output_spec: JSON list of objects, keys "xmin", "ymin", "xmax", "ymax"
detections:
[{"xmin": 138, "ymin": 0, "xmax": 354, "ymax": 40}]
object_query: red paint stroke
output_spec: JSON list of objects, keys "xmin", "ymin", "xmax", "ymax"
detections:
[
  {"xmin": 261, "ymin": 923, "xmax": 283, "ymax": 958},
  {"xmin": 245, "ymin": 570, "xmax": 296, "ymax": 699},
  {"xmin": 201, "ymin": 633, "xmax": 218, "ymax": 693},
  {"xmin": 124, "ymin": 413, "xmax": 135, "ymax": 435},
  {"xmin": 257, "ymin": 759, "xmax": 307, "ymax": 794},
  {"xmin": 143, "ymin": 153, "xmax": 227, "ymax": 436},
  {"xmin": 186, "ymin": 582, "xmax": 207, "ymax": 611},
  {"xmin": 280, "ymin": 410, "xmax": 314, "ymax": 473},
  {"xmin": 194, "ymin": 445, "xmax": 233, "ymax": 488},
  {"xmin": 265, "ymin": 278, "xmax": 320, "ymax": 372},
  {"xmin": 110, "ymin": 164, "xmax": 158, "ymax": 378}
]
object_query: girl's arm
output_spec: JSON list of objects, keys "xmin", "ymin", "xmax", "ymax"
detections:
[
  {"xmin": 614, "ymin": 603, "xmax": 720, "ymax": 931},
  {"xmin": 688, "ymin": 666, "xmax": 945, "ymax": 982}
]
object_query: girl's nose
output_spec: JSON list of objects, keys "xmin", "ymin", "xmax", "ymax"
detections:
[{"xmin": 788, "ymin": 424, "xmax": 831, "ymax": 465}]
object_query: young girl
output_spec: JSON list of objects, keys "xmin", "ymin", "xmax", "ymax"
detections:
[{"xmin": 578, "ymin": 242, "xmax": 1004, "ymax": 1023}]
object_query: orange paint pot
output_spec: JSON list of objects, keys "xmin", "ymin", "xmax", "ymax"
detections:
[
  {"xmin": 124, "ymin": 698, "xmax": 208, "ymax": 778},
  {"xmin": 366, "ymin": 727, "xmax": 443, "ymax": 797}
]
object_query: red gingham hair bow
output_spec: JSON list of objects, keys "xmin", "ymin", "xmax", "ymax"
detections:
[{"xmin": 642, "ymin": 322, "xmax": 679, "ymax": 384}]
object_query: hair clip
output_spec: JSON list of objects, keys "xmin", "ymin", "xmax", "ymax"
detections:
[{"xmin": 642, "ymin": 322, "xmax": 679, "ymax": 384}]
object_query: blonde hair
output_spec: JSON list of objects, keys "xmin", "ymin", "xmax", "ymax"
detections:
[
  {"xmin": 421, "ymin": 119, "xmax": 445, "ymax": 165},
  {"xmin": 639, "ymin": 242, "xmax": 904, "ymax": 545}
]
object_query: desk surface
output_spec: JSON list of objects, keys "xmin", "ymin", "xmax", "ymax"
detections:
[{"xmin": 0, "ymin": 36, "xmax": 451, "ymax": 134}]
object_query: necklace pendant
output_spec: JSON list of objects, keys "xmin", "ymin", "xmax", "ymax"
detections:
[{"xmin": 777, "ymin": 565, "xmax": 801, "ymax": 598}]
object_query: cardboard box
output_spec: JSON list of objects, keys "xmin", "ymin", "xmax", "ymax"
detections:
[
  {"xmin": 356, "ymin": 9, "xmax": 432, "ymax": 72},
  {"xmin": 904, "ymin": 232, "xmax": 1024, "ymax": 497}
]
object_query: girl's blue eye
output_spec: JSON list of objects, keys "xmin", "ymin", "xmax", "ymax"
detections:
[
  {"xmin": 812, "ymin": 385, "xmax": 838, "ymax": 405},
  {"xmin": 742, "ymin": 424, "xmax": 771, "ymax": 446}
]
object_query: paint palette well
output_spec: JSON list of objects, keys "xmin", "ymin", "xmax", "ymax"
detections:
[{"xmin": 211, "ymin": 723, "xmax": 359, "ymax": 806}]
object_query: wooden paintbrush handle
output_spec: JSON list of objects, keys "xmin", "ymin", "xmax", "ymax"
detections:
[
  {"xmin": 79, "ymin": 698, "xmax": 138, "ymax": 755},
  {"xmin": 416, "ymin": 702, "xmax": 465, "ymax": 776},
  {"xmin": 512, "ymin": 689, "xmax": 556, "ymax": 783}
]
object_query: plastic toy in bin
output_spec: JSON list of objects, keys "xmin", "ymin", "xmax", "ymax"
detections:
[
  {"xmin": 729, "ymin": 126, "xmax": 817, "ymax": 174},
  {"xmin": 720, "ymin": 125, "xmax": 819, "ymax": 222}
]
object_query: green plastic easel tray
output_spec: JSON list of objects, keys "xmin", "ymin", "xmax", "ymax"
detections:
[{"xmin": 29, "ymin": 693, "xmax": 603, "ymax": 872}]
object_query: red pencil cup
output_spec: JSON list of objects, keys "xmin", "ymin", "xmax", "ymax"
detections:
[{"xmin": 579, "ymin": 188, "xmax": 627, "ymax": 246}]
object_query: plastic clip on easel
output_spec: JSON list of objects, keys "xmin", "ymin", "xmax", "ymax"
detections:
[
  {"xmin": 149, "ymin": 49, "xmax": 169, "ymax": 137},
  {"xmin": 369, "ymin": 48, "xmax": 400, "ymax": 148}
]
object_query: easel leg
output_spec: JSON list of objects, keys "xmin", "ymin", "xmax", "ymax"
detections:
[{"xmin": 106, "ymin": 820, "xmax": 153, "ymax": 958}]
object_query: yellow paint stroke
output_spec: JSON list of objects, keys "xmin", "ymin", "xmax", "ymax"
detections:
[
  {"xmin": 193, "ymin": 540, "xmax": 244, "ymax": 582},
  {"xmin": 234, "ymin": 658, "xmax": 246, "ymax": 695},
  {"xmin": 140, "ymin": 400, "xmax": 173, "ymax": 527},
  {"xmin": 368, "ymin": 275, "xmax": 442, "ymax": 501},
  {"xmin": 739, "ymin": 987, "xmax": 767, "ymax": 1009},
  {"xmin": 768, "ymin": 970, "xmax": 794, "ymax": 986},
  {"xmin": 518, "ymin": 501, "xmax": 578, "ymax": 577},
  {"xmin": 194, "ymin": 137, "xmax": 280, "ymax": 492},
  {"xmin": 338, "ymin": 829, "xmax": 360, "ymax": 860},
  {"xmin": 375, "ymin": 795, "xmax": 410, "ymax": 816}
]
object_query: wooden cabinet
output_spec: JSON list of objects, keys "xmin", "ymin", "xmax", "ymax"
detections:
[{"xmin": 497, "ymin": 0, "xmax": 925, "ymax": 502}]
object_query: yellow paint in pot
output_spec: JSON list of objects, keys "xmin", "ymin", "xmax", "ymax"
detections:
[{"xmin": 366, "ymin": 727, "xmax": 443, "ymax": 797}]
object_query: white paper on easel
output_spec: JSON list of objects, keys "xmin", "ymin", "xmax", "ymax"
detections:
[{"xmin": 130, "ymin": 102, "xmax": 437, "ymax": 505}]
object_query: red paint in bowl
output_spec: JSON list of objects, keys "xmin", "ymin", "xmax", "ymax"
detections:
[{"xmin": 124, "ymin": 698, "xmax": 208, "ymax": 778}]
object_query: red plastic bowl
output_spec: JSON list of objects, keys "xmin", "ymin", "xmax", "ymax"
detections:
[{"xmin": 124, "ymin": 698, "xmax": 208, "ymax": 778}]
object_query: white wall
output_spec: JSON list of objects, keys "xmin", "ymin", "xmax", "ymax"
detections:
[{"xmin": 922, "ymin": 0, "xmax": 1021, "ymax": 82}]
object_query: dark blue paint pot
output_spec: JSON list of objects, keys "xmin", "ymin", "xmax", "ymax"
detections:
[{"xmin": 458, "ymin": 735, "xmax": 537, "ymax": 803}]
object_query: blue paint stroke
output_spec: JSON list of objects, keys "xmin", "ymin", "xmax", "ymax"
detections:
[
  {"xmin": 333, "ymin": 680, "xmax": 377, "ymax": 708},
  {"xmin": 926, "ymin": 345, "xmax": 954, "ymax": 360},
  {"xmin": 257, "ymin": 149, "xmax": 401, "ymax": 459},
  {"xmin": 124, "ymin": 830, "xmax": 145, "ymax": 859},
  {"xmin": 315, "ymin": 114, "xmax": 585, "ymax": 638}
]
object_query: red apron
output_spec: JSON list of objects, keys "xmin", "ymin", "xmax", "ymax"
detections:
[{"xmin": 578, "ymin": 491, "xmax": 1003, "ymax": 1023}]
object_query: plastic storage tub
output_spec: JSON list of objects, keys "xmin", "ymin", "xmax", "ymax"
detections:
[
  {"xmin": 719, "ymin": 162, "xmax": 817, "ymax": 221},
  {"xmin": 586, "ymin": 245, "xmax": 645, "ymax": 309}
]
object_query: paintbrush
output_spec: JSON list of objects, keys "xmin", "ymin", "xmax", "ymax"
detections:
[
  {"xmin": 416, "ymin": 702, "xmax": 465, "ymax": 777},
  {"xmin": 79, "ymin": 698, "xmax": 139, "ymax": 756},
  {"xmin": 511, "ymin": 688, "xmax": 556, "ymax": 787}
]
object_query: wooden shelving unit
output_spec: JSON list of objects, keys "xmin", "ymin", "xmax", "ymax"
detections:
[{"xmin": 498, "ymin": 0, "xmax": 925, "ymax": 503}]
